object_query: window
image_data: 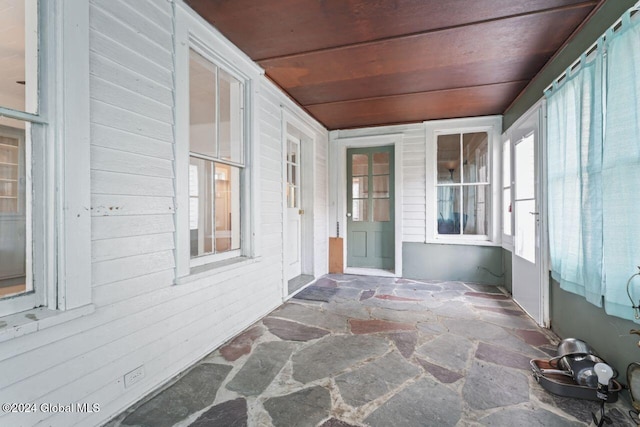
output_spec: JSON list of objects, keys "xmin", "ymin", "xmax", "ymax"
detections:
[
  {"xmin": 188, "ymin": 49, "xmax": 244, "ymax": 264},
  {"xmin": 0, "ymin": 0, "xmax": 91, "ymax": 320},
  {"xmin": 174, "ymin": 3, "xmax": 261, "ymax": 279},
  {"xmin": 502, "ymin": 138, "xmax": 512, "ymax": 237},
  {"xmin": 425, "ymin": 116, "xmax": 501, "ymax": 245},
  {"xmin": 436, "ymin": 132, "xmax": 489, "ymax": 236}
]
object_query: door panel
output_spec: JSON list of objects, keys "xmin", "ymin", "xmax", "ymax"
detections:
[
  {"xmin": 286, "ymin": 136, "xmax": 302, "ymax": 279},
  {"xmin": 512, "ymin": 110, "xmax": 542, "ymax": 325},
  {"xmin": 347, "ymin": 146, "xmax": 394, "ymax": 269}
]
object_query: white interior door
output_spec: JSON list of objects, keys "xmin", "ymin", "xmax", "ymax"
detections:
[
  {"xmin": 512, "ymin": 108, "xmax": 543, "ymax": 325},
  {"xmin": 285, "ymin": 136, "xmax": 302, "ymax": 280}
]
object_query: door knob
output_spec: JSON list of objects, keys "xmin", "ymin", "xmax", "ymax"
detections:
[
  {"xmin": 298, "ymin": 209, "xmax": 304, "ymax": 215},
  {"xmin": 346, "ymin": 213, "xmax": 352, "ymax": 217},
  {"xmin": 529, "ymin": 211, "xmax": 539, "ymax": 215}
]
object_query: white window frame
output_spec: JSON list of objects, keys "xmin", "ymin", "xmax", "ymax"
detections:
[
  {"xmin": 425, "ymin": 116, "xmax": 502, "ymax": 246},
  {"xmin": 174, "ymin": 2, "xmax": 262, "ymax": 279},
  {"xmin": 501, "ymin": 133, "xmax": 514, "ymax": 250},
  {"xmin": 0, "ymin": 0, "xmax": 92, "ymax": 331}
]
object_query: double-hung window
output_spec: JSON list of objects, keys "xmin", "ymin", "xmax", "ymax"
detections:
[
  {"xmin": 426, "ymin": 116, "xmax": 501, "ymax": 244},
  {"xmin": 188, "ymin": 49, "xmax": 244, "ymax": 265},
  {"xmin": 0, "ymin": 0, "xmax": 91, "ymax": 322},
  {"xmin": 174, "ymin": 3, "xmax": 261, "ymax": 278}
]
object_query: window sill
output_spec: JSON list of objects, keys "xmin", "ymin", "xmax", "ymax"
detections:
[
  {"xmin": 0, "ymin": 304, "xmax": 95, "ymax": 343},
  {"xmin": 426, "ymin": 237, "xmax": 502, "ymax": 247},
  {"xmin": 176, "ymin": 256, "xmax": 260, "ymax": 285}
]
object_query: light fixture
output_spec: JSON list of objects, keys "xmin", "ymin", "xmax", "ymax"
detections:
[{"xmin": 592, "ymin": 362, "xmax": 614, "ymax": 426}]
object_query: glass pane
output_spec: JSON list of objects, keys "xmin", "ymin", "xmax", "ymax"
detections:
[
  {"xmin": 437, "ymin": 134, "xmax": 461, "ymax": 183},
  {"xmin": 372, "ymin": 175, "xmax": 389, "ymax": 198},
  {"xmin": 0, "ymin": 127, "xmax": 27, "ymax": 299},
  {"xmin": 352, "ymin": 199, "xmax": 368, "ymax": 222},
  {"xmin": 190, "ymin": 157, "xmax": 214, "ymax": 257},
  {"xmin": 373, "ymin": 199, "xmax": 390, "ymax": 222},
  {"xmin": 515, "ymin": 133, "xmax": 535, "ymax": 200},
  {"xmin": 291, "ymin": 164, "xmax": 297, "ymax": 186},
  {"xmin": 503, "ymin": 139, "xmax": 511, "ymax": 186},
  {"xmin": 372, "ymin": 152, "xmax": 389, "ymax": 174},
  {"xmin": 287, "ymin": 139, "xmax": 299, "ymax": 164},
  {"xmin": 503, "ymin": 188, "xmax": 512, "ymax": 236},
  {"xmin": 215, "ymin": 163, "xmax": 240, "ymax": 253},
  {"xmin": 463, "ymin": 185, "xmax": 488, "ymax": 235},
  {"xmin": 352, "ymin": 154, "xmax": 368, "ymax": 176},
  {"xmin": 189, "ymin": 50, "xmax": 217, "ymax": 159},
  {"xmin": 352, "ymin": 176, "xmax": 368, "ymax": 198},
  {"xmin": 0, "ymin": 0, "xmax": 38, "ymax": 115},
  {"xmin": 219, "ymin": 69, "xmax": 244, "ymax": 164},
  {"xmin": 437, "ymin": 186, "xmax": 460, "ymax": 234},
  {"xmin": 287, "ymin": 184, "xmax": 297, "ymax": 208},
  {"xmin": 463, "ymin": 132, "xmax": 488, "ymax": 183},
  {"xmin": 515, "ymin": 199, "xmax": 536, "ymax": 263}
]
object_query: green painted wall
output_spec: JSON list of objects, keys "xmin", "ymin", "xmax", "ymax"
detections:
[
  {"xmin": 550, "ymin": 278, "xmax": 639, "ymax": 387},
  {"xmin": 502, "ymin": 249, "xmax": 513, "ymax": 293},
  {"xmin": 403, "ymin": 243, "xmax": 504, "ymax": 284},
  {"xmin": 503, "ymin": 0, "xmax": 638, "ymax": 132}
]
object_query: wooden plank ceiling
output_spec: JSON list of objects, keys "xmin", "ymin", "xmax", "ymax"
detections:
[{"xmin": 187, "ymin": 0, "xmax": 599, "ymax": 130}]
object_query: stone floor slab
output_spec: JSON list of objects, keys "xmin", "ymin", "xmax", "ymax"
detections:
[
  {"xmin": 270, "ymin": 303, "xmax": 349, "ymax": 332},
  {"xmin": 349, "ymin": 318, "xmax": 414, "ymax": 334},
  {"xmin": 292, "ymin": 335, "xmax": 389, "ymax": 383},
  {"xmin": 226, "ymin": 341, "xmax": 297, "ymax": 396},
  {"xmin": 189, "ymin": 398, "xmax": 247, "ymax": 427},
  {"xmin": 365, "ymin": 378, "xmax": 462, "ymax": 427},
  {"xmin": 319, "ymin": 418, "xmax": 360, "ymax": 427},
  {"xmin": 416, "ymin": 358, "xmax": 464, "ymax": 384},
  {"xmin": 474, "ymin": 341, "xmax": 531, "ymax": 371},
  {"xmin": 294, "ymin": 285, "xmax": 338, "ymax": 302},
  {"xmin": 442, "ymin": 318, "xmax": 510, "ymax": 341},
  {"xmin": 263, "ymin": 317, "xmax": 329, "ymax": 341},
  {"xmin": 386, "ymin": 331, "xmax": 417, "ymax": 358},
  {"xmin": 335, "ymin": 351, "xmax": 421, "ymax": 407},
  {"xmin": 122, "ymin": 364, "xmax": 232, "ymax": 427},
  {"xmin": 263, "ymin": 386, "xmax": 331, "ymax": 427},
  {"xmin": 480, "ymin": 407, "xmax": 583, "ymax": 427},
  {"xmin": 416, "ymin": 333, "xmax": 474, "ymax": 372},
  {"xmin": 219, "ymin": 325, "xmax": 264, "ymax": 362},
  {"xmin": 462, "ymin": 360, "xmax": 529, "ymax": 410}
]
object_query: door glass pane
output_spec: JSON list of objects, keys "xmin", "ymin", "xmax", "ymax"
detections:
[
  {"xmin": 219, "ymin": 69, "xmax": 244, "ymax": 164},
  {"xmin": 515, "ymin": 199, "xmax": 536, "ymax": 263},
  {"xmin": 437, "ymin": 186, "xmax": 460, "ymax": 234},
  {"xmin": 287, "ymin": 139, "xmax": 298, "ymax": 163},
  {"xmin": 503, "ymin": 188, "xmax": 512, "ymax": 236},
  {"xmin": 372, "ymin": 152, "xmax": 389, "ymax": 174},
  {"xmin": 352, "ymin": 154, "xmax": 368, "ymax": 176},
  {"xmin": 373, "ymin": 199, "xmax": 390, "ymax": 222},
  {"xmin": 352, "ymin": 176, "xmax": 368, "ymax": 198},
  {"xmin": 189, "ymin": 157, "xmax": 214, "ymax": 257},
  {"xmin": 372, "ymin": 175, "xmax": 389, "ymax": 198},
  {"xmin": 463, "ymin": 185, "xmax": 488, "ymax": 235},
  {"xmin": 0, "ymin": 0, "xmax": 38, "ymax": 115},
  {"xmin": 515, "ymin": 134, "xmax": 535, "ymax": 200},
  {"xmin": 437, "ymin": 134, "xmax": 461, "ymax": 183},
  {"xmin": 214, "ymin": 163, "xmax": 240, "ymax": 253},
  {"xmin": 462, "ymin": 132, "xmax": 488, "ymax": 184},
  {"xmin": 503, "ymin": 139, "xmax": 511, "ymax": 185},
  {"xmin": 189, "ymin": 50, "xmax": 217, "ymax": 159},
  {"xmin": 352, "ymin": 199, "xmax": 368, "ymax": 222}
]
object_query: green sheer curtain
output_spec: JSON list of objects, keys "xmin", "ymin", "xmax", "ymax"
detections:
[
  {"xmin": 602, "ymin": 10, "xmax": 640, "ymax": 319},
  {"xmin": 546, "ymin": 46, "xmax": 604, "ymax": 306}
]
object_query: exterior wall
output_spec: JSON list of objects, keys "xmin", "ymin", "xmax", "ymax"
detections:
[
  {"xmin": 0, "ymin": 2, "xmax": 328, "ymax": 426},
  {"xmin": 332, "ymin": 123, "xmax": 503, "ymax": 283}
]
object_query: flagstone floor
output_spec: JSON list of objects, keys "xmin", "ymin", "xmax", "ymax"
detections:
[{"xmin": 107, "ymin": 275, "xmax": 635, "ymax": 427}]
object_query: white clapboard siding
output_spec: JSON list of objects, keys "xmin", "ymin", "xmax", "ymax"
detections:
[
  {"xmin": 92, "ymin": 195, "xmax": 175, "ymax": 217},
  {"xmin": 91, "ymin": 146, "xmax": 174, "ymax": 178},
  {"xmin": 91, "ymin": 123, "xmax": 174, "ymax": 160},
  {"xmin": 91, "ymin": 76, "xmax": 174, "ymax": 124},
  {"xmin": 0, "ymin": 1, "xmax": 331, "ymax": 426},
  {"xmin": 90, "ymin": 53, "xmax": 173, "ymax": 106},
  {"xmin": 92, "ymin": 170, "xmax": 174, "ymax": 197}
]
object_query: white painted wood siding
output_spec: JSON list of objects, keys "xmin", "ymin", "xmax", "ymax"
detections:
[
  {"xmin": 0, "ymin": 1, "xmax": 329, "ymax": 426},
  {"xmin": 333, "ymin": 124, "xmax": 427, "ymax": 243}
]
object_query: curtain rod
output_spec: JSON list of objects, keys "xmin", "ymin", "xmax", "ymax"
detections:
[{"xmin": 544, "ymin": 2, "xmax": 640, "ymax": 93}]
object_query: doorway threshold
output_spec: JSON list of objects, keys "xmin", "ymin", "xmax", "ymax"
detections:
[
  {"xmin": 344, "ymin": 267, "xmax": 396, "ymax": 277},
  {"xmin": 288, "ymin": 274, "xmax": 314, "ymax": 295}
]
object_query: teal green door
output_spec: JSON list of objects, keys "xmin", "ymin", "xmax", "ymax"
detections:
[{"xmin": 347, "ymin": 146, "xmax": 394, "ymax": 269}]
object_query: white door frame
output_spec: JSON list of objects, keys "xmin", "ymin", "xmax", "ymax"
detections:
[
  {"xmin": 330, "ymin": 133, "xmax": 404, "ymax": 277},
  {"xmin": 281, "ymin": 107, "xmax": 316, "ymax": 299},
  {"xmin": 505, "ymin": 99, "xmax": 549, "ymax": 326}
]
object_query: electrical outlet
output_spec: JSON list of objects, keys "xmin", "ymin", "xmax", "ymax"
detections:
[{"xmin": 124, "ymin": 365, "xmax": 145, "ymax": 388}]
